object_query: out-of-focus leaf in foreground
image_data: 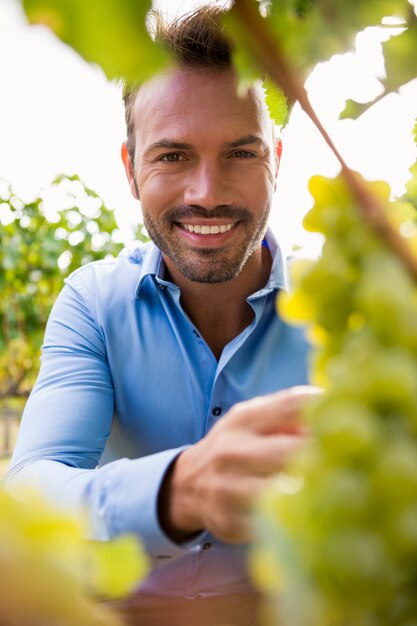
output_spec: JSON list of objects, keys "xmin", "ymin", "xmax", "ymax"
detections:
[
  {"xmin": 0, "ymin": 489, "xmax": 148, "ymax": 625},
  {"xmin": 22, "ymin": 0, "xmax": 169, "ymax": 82}
]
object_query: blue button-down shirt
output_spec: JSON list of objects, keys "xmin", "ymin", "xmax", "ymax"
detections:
[{"xmin": 6, "ymin": 229, "xmax": 309, "ymax": 598}]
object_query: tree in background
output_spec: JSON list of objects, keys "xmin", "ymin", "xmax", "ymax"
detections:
[{"xmin": 0, "ymin": 174, "xmax": 147, "ymax": 401}]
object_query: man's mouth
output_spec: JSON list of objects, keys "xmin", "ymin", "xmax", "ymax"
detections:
[{"xmin": 180, "ymin": 223, "xmax": 234, "ymax": 234}]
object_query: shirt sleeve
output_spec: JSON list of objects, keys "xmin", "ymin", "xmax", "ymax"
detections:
[{"xmin": 4, "ymin": 271, "xmax": 202, "ymax": 563}]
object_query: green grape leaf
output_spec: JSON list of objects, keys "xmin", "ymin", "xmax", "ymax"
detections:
[
  {"xmin": 339, "ymin": 98, "xmax": 374, "ymax": 120},
  {"xmin": 382, "ymin": 19, "xmax": 417, "ymax": 94},
  {"xmin": 263, "ymin": 79, "xmax": 289, "ymax": 126},
  {"xmin": 22, "ymin": 0, "xmax": 169, "ymax": 82},
  {"xmin": 341, "ymin": 20, "xmax": 417, "ymax": 120}
]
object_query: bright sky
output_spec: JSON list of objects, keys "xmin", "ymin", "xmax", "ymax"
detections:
[{"xmin": 1, "ymin": 0, "xmax": 416, "ymax": 255}]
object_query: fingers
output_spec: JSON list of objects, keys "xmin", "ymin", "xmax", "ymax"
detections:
[
  {"xmin": 232, "ymin": 433, "xmax": 308, "ymax": 476},
  {"xmin": 209, "ymin": 432, "xmax": 307, "ymax": 476},
  {"xmin": 226, "ymin": 385, "xmax": 322, "ymax": 435},
  {"xmin": 193, "ymin": 433, "xmax": 308, "ymax": 542}
]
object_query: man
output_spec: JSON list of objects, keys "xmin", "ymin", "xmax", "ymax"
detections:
[{"xmin": 6, "ymin": 7, "xmax": 313, "ymax": 625}]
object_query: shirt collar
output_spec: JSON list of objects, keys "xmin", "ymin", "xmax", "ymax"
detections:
[
  {"xmin": 132, "ymin": 226, "xmax": 287, "ymax": 299},
  {"xmin": 123, "ymin": 242, "xmax": 165, "ymax": 299},
  {"xmin": 261, "ymin": 228, "xmax": 288, "ymax": 292}
]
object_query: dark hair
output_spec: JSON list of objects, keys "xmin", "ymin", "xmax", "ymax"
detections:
[{"xmin": 122, "ymin": 6, "xmax": 234, "ymax": 164}]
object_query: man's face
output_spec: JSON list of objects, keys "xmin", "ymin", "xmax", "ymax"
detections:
[{"xmin": 122, "ymin": 68, "xmax": 279, "ymax": 284}]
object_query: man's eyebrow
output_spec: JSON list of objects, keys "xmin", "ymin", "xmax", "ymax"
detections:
[
  {"xmin": 226, "ymin": 135, "xmax": 266, "ymax": 148},
  {"xmin": 145, "ymin": 139, "xmax": 193, "ymax": 153}
]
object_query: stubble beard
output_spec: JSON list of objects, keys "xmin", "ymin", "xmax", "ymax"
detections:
[{"xmin": 142, "ymin": 204, "xmax": 270, "ymax": 284}]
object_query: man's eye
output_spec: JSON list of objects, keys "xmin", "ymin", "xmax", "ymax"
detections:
[
  {"xmin": 160, "ymin": 153, "xmax": 184, "ymax": 162},
  {"xmin": 232, "ymin": 150, "xmax": 255, "ymax": 158}
]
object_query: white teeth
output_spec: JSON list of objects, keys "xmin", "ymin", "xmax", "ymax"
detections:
[{"xmin": 181, "ymin": 223, "xmax": 233, "ymax": 234}]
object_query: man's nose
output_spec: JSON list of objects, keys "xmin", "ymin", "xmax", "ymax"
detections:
[{"xmin": 183, "ymin": 161, "xmax": 233, "ymax": 209}]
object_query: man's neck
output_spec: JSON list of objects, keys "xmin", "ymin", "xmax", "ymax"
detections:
[{"xmin": 163, "ymin": 246, "xmax": 272, "ymax": 360}]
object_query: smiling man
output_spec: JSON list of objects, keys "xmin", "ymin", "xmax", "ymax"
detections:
[
  {"xmin": 6, "ymin": 7, "xmax": 312, "ymax": 626},
  {"xmin": 121, "ymin": 64, "xmax": 277, "ymax": 362}
]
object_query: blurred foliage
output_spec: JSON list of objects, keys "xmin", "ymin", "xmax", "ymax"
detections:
[
  {"xmin": 0, "ymin": 487, "xmax": 148, "ymax": 625},
  {"xmin": 0, "ymin": 175, "xmax": 147, "ymax": 398},
  {"xmin": 22, "ymin": 0, "xmax": 169, "ymax": 83},
  {"xmin": 225, "ymin": 0, "xmax": 416, "ymax": 120},
  {"xmin": 341, "ymin": 17, "xmax": 417, "ymax": 119},
  {"xmin": 263, "ymin": 0, "xmax": 411, "ymax": 70},
  {"xmin": 21, "ymin": 0, "xmax": 416, "ymax": 117},
  {"xmin": 20, "ymin": 0, "xmax": 416, "ymax": 124},
  {"xmin": 19, "ymin": 0, "xmax": 416, "ymax": 118}
]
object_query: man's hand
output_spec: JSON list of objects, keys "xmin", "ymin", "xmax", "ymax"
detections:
[{"xmin": 159, "ymin": 386, "xmax": 320, "ymax": 544}]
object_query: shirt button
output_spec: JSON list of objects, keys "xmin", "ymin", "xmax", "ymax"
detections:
[
  {"xmin": 192, "ymin": 329, "xmax": 200, "ymax": 338},
  {"xmin": 202, "ymin": 541, "xmax": 212, "ymax": 551},
  {"xmin": 212, "ymin": 406, "xmax": 222, "ymax": 417}
]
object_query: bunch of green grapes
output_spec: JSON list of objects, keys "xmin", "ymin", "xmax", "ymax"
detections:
[
  {"xmin": 0, "ymin": 488, "xmax": 148, "ymax": 626},
  {"xmin": 252, "ymin": 170, "xmax": 417, "ymax": 625}
]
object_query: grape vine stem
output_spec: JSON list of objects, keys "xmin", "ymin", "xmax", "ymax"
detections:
[{"xmin": 231, "ymin": 0, "xmax": 417, "ymax": 281}]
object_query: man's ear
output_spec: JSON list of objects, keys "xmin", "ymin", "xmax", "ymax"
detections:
[
  {"xmin": 274, "ymin": 138, "xmax": 283, "ymax": 191},
  {"xmin": 121, "ymin": 142, "xmax": 140, "ymax": 200}
]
